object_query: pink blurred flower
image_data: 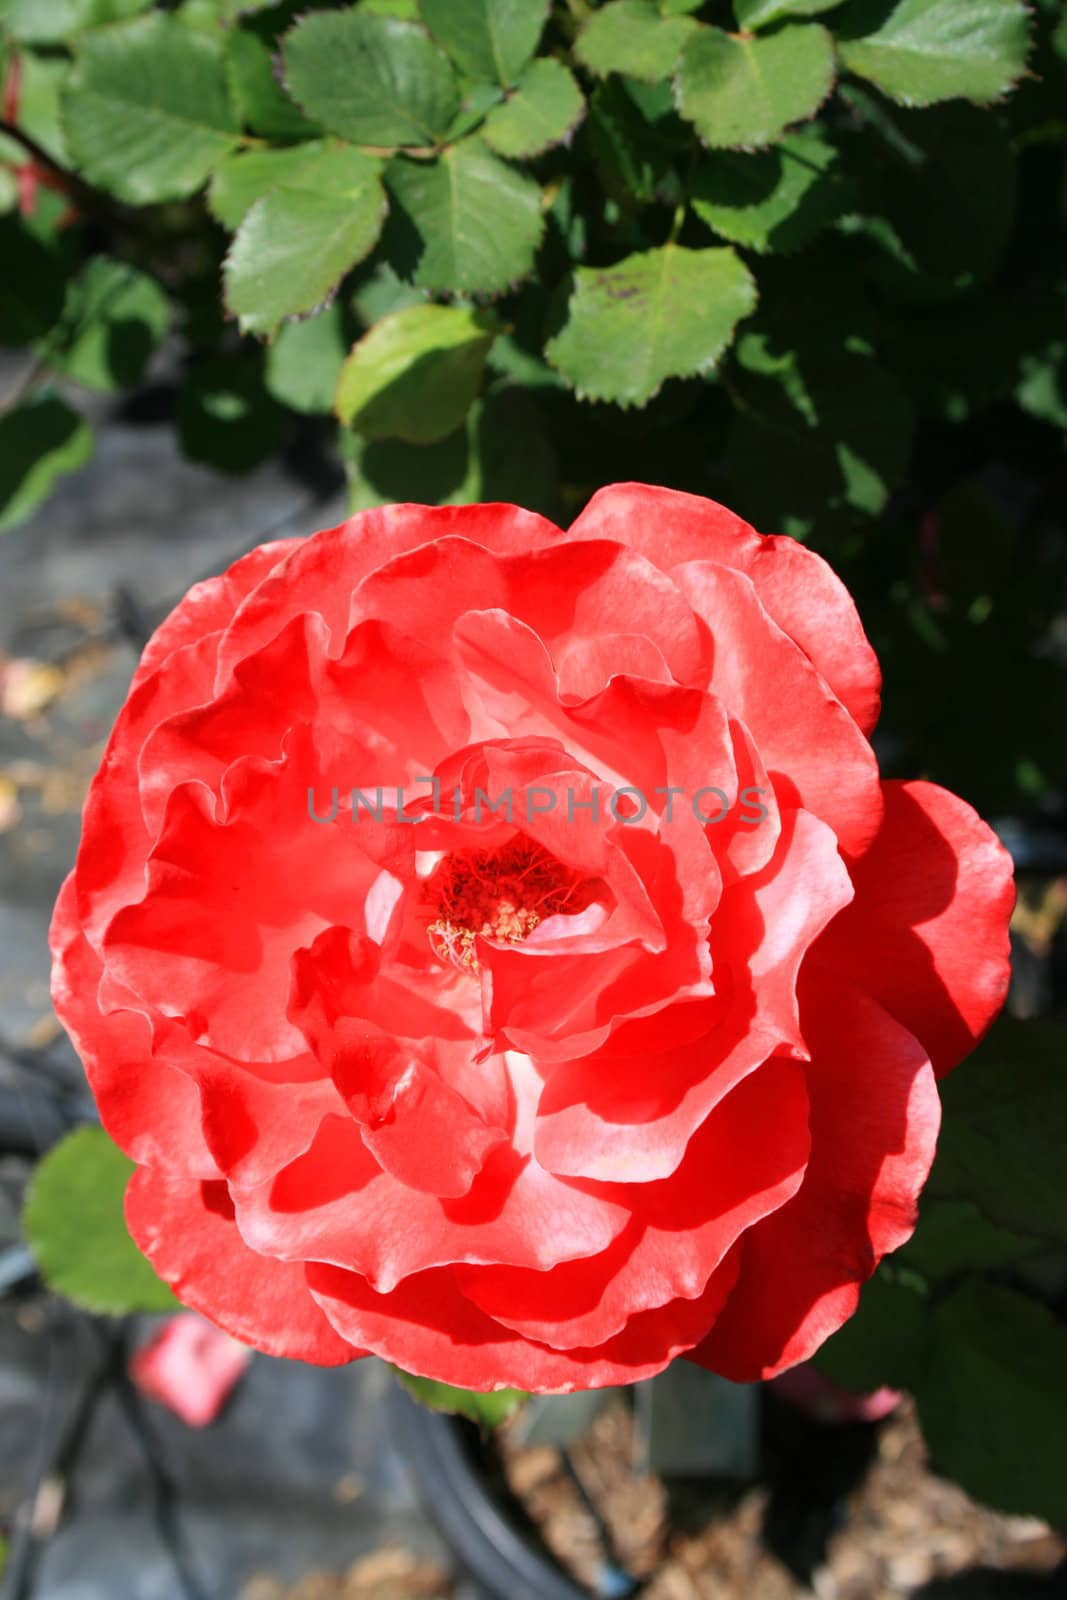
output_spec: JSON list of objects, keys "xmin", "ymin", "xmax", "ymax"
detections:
[
  {"xmin": 768, "ymin": 1362, "xmax": 903, "ymax": 1425},
  {"xmin": 130, "ymin": 1313, "xmax": 251, "ymax": 1427}
]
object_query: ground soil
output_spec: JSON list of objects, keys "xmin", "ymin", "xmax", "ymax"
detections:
[{"xmin": 495, "ymin": 1395, "xmax": 1066, "ymax": 1600}]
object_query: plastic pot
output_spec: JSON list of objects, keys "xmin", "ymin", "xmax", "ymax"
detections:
[{"xmin": 388, "ymin": 1379, "xmax": 596, "ymax": 1600}]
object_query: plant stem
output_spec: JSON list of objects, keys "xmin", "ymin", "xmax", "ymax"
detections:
[{"xmin": 0, "ymin": 117, "xmax": 129, "ymax": 228}]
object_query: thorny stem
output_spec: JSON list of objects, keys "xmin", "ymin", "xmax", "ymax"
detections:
[{"xmin": 0, "ymin": 117, "xmax": 120, "ymax": 228}]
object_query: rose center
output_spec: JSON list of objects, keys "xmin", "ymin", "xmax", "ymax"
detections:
[{"xmin": 420, "ymin": 838, "xmax": 593, "ymax": 973}]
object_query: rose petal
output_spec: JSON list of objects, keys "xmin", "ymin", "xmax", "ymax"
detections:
[
  {"xmin": 213, "ymin": 504, "xmax": 563, "ymax": 679},
  {"xmin": 231, "ymin": 1053, "xmax": 629, "ymax": 1293},
  {"xmin": 125, "ymin": 1167, "xmax": 359, "ymax": 1366},
  {"xmin": 307, "ymin": 1249, "xmax": 741, "ymax": 1394},
  {"xmin": 101, "ymin": 732, "xmax": 392, "ymax": 1063},
  {"xmin": 134, "ymin": 538, "xmax": 302, "ymax": 687},
  {"xmin": 690, "ymin": 973, "xmax": 939, "ymax": 1381},
  {"xmin": 289, "ymin": 926, "xmax": 506, "ymax": 1198},
  {"xmin": 50, "ymin": 875, "xmax": 220, "ymax": 1179},
  {"xmin": 715, "ymin": 807, "xmax": 854, "ymax": 1056},
  {"xmin": 813, "ymin": 780, "xmax": 1014, "ymax": 1077},
  {"xmin": 348, "ymin": 538, "xmax": 708, "ymax": 689},
  {"xmin": 140, "ymin": 615, "xmax": 469, "ymax": 836},
  {"xmin": 534, "ymin": 1003, "xmax": 782, "ymax": 1184},
  {"xmin": 534, "ymin": 807, "xmax": 851, "ymax": 1181},
  {"xmin": 457, "ymin": 1055, "xmax": 809, "ymax": 1348},
  {"xmin": 74, "ymin": 632, "xmax": 220, "ymax": 953},
  {"xmin": 566, "ymin": 483, "xmax": 880, "ymax": 732},
  {"xmin": 671, "ymin": 561, "xmax": 883, "ymax": 858}
]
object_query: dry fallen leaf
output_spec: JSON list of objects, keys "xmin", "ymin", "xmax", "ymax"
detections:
[
  {"xmin": 0, "ymin": 776, "xmax": 20, "ymax": 833},
  {"xmin": 240, "ymin": 1546, "xmax": 452, "ymax": 1600},
  {"xmin": 0, "ymin": 658, "xmax": 66, "ymax": 721}
]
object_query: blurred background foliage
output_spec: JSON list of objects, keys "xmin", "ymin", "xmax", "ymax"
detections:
[{"xmin": 4, "ymin": 0, "xmax": 1067, "ymax": 1534}]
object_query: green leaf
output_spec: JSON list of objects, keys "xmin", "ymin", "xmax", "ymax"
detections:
[
  {"xmin": 445, "ymin": 80, "xmax": 506, "ymax": 141},
  {"xmin": 282, "ymin": 11, "xmax": 459, "ymax": 148},
  {"xmin": 177, "ymin": 354, "xmax": 285, "ymax": 472},
  {"xmin": 722, "ymin": 276, "xmax": 912, "ymax": 535},
  {"xmin": 351, "ymin": 258, "xmax": 431, "ymax": 325},
  {"xmin": 482, "ymin": 58, "xmax": 585, "ymax": 158},
  {"xmin": 1017, "ymin": 338, "xmax": 1067, "ymax": 429},
  {"xmin": 675, "ymin": 23, "xmax": 836, "ymax": 149},
  {"xmin": 47, "ymin": 256, "xmax": 169, "ymax": 391},
  {"xmin": 0, "ymin": 0, "xmax": 151, "ymax": 44},
  {"xmin": 224, "ymin": 146, "xmax": 387, "ymax": 335},
  {"xmin": 691, "ymin": 126, "xmax": 847, "ymax": 252},
  {"xmin": 419, "ymin": 0, "xmax": 548, "ymax": 85},
  {"xmin": 931, "ymin": 1018, "xmax": 1067, "ymax": 1248},
  {"xmin": 225, "ymin": 23, "xmax": 321, "ymax": 142},
  {"xmin": 575, "ymin": 0, "xmax": 698, "ymax": 83},
  {"xmin": 730, "ymin": 335, "xmax": 914, "ymax": 516},
  {"xmin": 1055, "ymin": 6, "xmax": 1067, "ymax": 68},
  {"xmin": 487, "ymin": 328, "xmax": 563, "ymax": 388},
  {"xmin": 16, "ymin": 48, "xmax": 74, "ymax": 166},
  {"xmin": 0, "ymin": 216, "xmax": 66, "ymax": 346},
  {"xmin": 61, "ymin": 14, "xmax": 239, "ymax": 204},
  {"xmin": 915, "ymin": 1281, "xmax": 1067, "ymax": 1523},
  {"xmin": 393, "ymin": 1366, "xmax": 527, "ymax": 1424},
  {"xmin": 585, "ymin": 77, "xmax": 686, "ymax": 206},
  {"xmin": 734, "ymin": 0, "xmax": 847, "ymax": 27},
  {"xmin": 0, "ymin": 394, "xmax": 93, "ymax": 532},
  {"xmin": 836, "ymin": 98, "xmax": 1017, "ymax": 294},
  {"xmin": 208, "ymin": 140, "xmax": 341, "ymax": 229},
  {"xmin": 361, "ymin": 0, "xmax": 421, "ymax": 15},
  {"xmin": 265, "ymin": 302, "xmax": 351, "ymax": 414},
  {"xmin": 837, "ymin": 0, "xmax": 1032, "ymax": 108},
  {"xmin": 385, "ymin": 138, "xmax": 543, "ymax": 293},
  {"xmin": 176, "ymin": 0, "xmax": 232, "ymax": 28},
  {"xmin": 897, "ymin": 1199, "xmax": 1042, "ymax": 1280},
  {"xmin": 813, "ymin": 1266, "xmax": 930, "ymax": 1393},
  {"xmin": 344, "ymin": 414, "xmax": 474, "ymax": 507},
  {"xmin": 344, "ymin": 380, "xmax": 561, "ymax": 517},
  {"xmin": 545, "ymin": 243, "xmax": 757, "ymax": 406},
  {"xmin": 884, "ymin": 293, "xmax": 1024, "ymax": 424},
  {"xmin": 336, "ymin": 302, "xmax": 498, "ymax": 442},
  {"xmin": 216, "ymin": 0, "xmax": 280, "ymax": 16},
  {"xmin": 21, "ymin": 1127, "xmax": 177, "ymax": 1314}
]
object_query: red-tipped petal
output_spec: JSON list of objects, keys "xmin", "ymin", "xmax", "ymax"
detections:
[
  {"xmin": 814, "ymin": 780, "xmax": 1014, "ymax": 1077},
  {"xmin": 125, "ymin": 1167, "xmax": 359, "ymax": 1366}
]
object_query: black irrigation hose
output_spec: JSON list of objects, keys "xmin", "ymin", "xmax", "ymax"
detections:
[
  {"xmin": 2, "ymin": 1319, "xmax": 210, "ymax": 1600},
  {"xmin": 3, "ymin": 1322, "xmax": 111, "ymax": 1600},
  {"xmin": 112, "ymin": 1325, "xmax": 212, "ymax": 1600}
]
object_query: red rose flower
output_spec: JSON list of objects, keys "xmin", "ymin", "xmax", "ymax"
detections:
[{"xmin": 50, "ymin": 484, "xmax": 1013, "ymax": 1391}]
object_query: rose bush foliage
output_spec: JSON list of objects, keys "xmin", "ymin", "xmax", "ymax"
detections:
[{"xmin": 49, "ymin": 485, "xmax": 1013, "ymax": 1390}]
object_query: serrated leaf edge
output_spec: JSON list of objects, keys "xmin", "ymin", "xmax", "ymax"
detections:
[
  {"xmin": 420, "ymin": 0, "xmax": 552, "ymax": 88},
  {"xmin": 670, "ymin": 22, "xmax": 839, "ymax": 153},
  {"xmin": 220, "ymin": 180, "xmax": 389, "ymax": 339},
  {"xmin": 544, "ymin": 246, "xmax": 759, "ymax": 407},
  {"xmin": 278, "ymin": 10, "xmax": 460, "ymax": 150},
  {"xmin": 480, "ymin": 66, "xmax": 588, "ymax": 160}
]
